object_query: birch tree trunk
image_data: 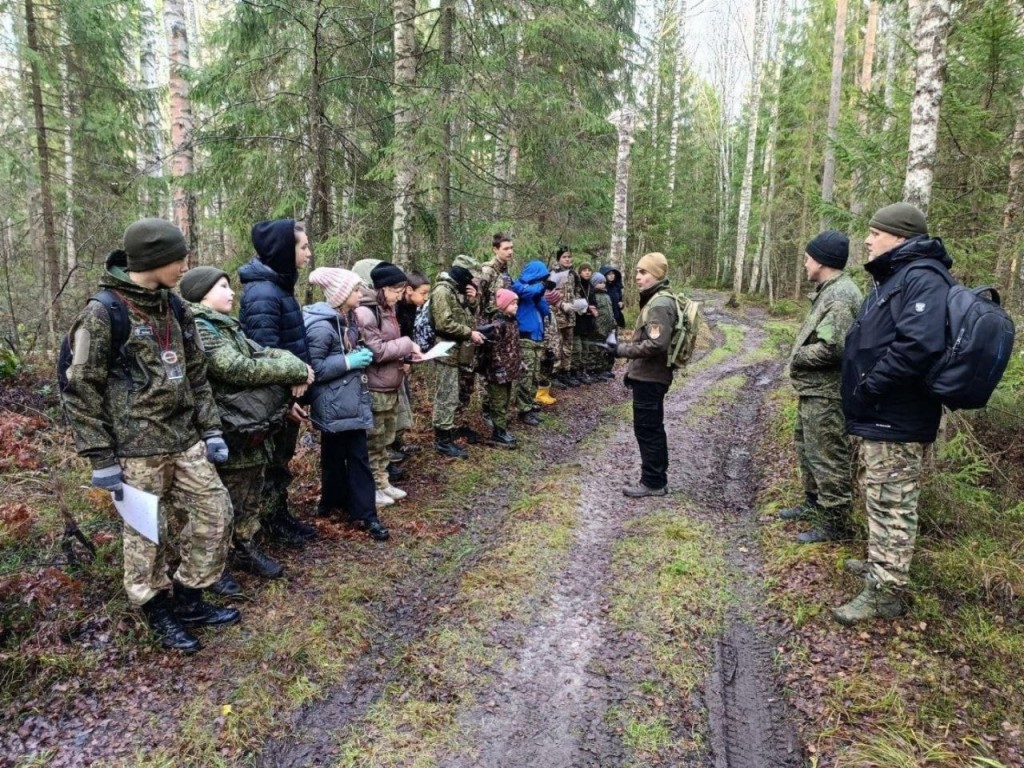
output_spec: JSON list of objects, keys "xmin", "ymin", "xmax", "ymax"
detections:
[
  {"xmin": 392, "ymin": 0, "xmax": 417, "ymax": 268},
  {"xmin": 24, "ymin": 0, "xmax": 61, "ymax": 334},
  {"xmin": 609, "ymin": 107, "xmax": 636, "ymax": 269},
  {"xmin": 730, "ymin": 0, "xmax": 768, "ymax": 300},
  {"xmin": 437, "ymin": 0, "xmax": 455, "ymax": 264},
  {"xmin": 749, "ymin": 55, "xmax": 783, "ymax": 294},
  {"xmin": 666, "ymin": 0, "xmax": 687, "ymax": 208},
  {"xmin": 305, "ymin": 1, "xmax": 330, "ymax": 263},
  {"xmin": 139, "ymin": 0, "xmax": 164, "ymax": 208},
  {"xmin": 820, "ymin": 0, "xmax": 849, "ymax": 211},
  {"xmin": 997, "ymin": 7, "xmax": 1024, "ymax": 307},
  {"xmin": 61, "ymin": 43, "xmax": 76, "ymax": 277},
  {"xmin": 903, "ymin": 0, "xmax": 952, "ymax": 213},
  {"xmin": 165, "ymin": 0, "xmax": 196, "ymax": 253},
  {"xmin": 850, "ymin": 0, "xmax": 880, "ymax": 219}
]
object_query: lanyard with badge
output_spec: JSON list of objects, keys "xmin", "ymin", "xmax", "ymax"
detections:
[{"xmin": 117, "ymin": 292, "xmax": 184, "ymax": 381}]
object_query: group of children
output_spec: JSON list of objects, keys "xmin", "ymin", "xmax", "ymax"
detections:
[{"xmin": 60, "ymin": 218, "xmax": 628, "ymax": 652}]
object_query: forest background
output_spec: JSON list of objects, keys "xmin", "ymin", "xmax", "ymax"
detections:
[{"xmin": 2, "ymin": 0, "xmax": 1024, "ymax": 359}]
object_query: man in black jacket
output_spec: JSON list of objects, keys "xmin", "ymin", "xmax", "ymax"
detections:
[{"xmin": 834, "ymin": 202, "xmax": 951, "ymax": 625}]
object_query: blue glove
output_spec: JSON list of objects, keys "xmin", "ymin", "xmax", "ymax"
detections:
[
  {"xmin": 205, "ymin": 435, "xmax": 229, "ymax": 464},
  {"xmin": 345, "ymin": 347, "xmax": 374, "ymax": 370},
  {"xmin": 92, "ymin": 464, "xmax": 124, "ymax": 501}
]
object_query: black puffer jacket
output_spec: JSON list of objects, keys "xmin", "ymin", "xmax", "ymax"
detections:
[
  {"xmin": 841, "ymin": 236, "xmax": 952, "ymax": 443},
  {"xmin": 238, "ymin": 219, "xmax": 310, "ymax": 363},
  {"xmin": 600, "ymin": 265, "xmax": 625, "ymax": 327}
]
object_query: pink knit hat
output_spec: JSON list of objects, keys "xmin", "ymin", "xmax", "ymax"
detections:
[
  {"xmin": 309, "ymin": 267, "xmax": 361, "ymax": 308},
  {"xmin": 496, "ymin": 288, "xmax": 518, "ymax": 312}
]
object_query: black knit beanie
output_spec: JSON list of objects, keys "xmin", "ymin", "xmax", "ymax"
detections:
[
  {"xmin": 805, "ymin": 230, "xmax": 850, "ymax": 270},
  {"xmin": 869, "ymin": 202, "xmax": 928, "ymax": 238},
  {"xmin": 123, "ymin": 218, "xmax": 188, "ymax": 271},
  {"xmin": 180, "ymin": 266, "xmax": 229, "ymax": 303},
  {"xmin": 371, "ymin": 262, "xmax": 409, "ymax": 289},
  {"xmin": 449, "ymin": 265, "xmax": 473, "ymax": 289}
]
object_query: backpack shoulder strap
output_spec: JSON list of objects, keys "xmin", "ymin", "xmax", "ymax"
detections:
[
  {"xmin": 169, "ymin": 292, "xmax": 187, "ymax": 327},
  {"xmin": 89, "ymin": 289, "xmax": 130, "ymax": 360}
]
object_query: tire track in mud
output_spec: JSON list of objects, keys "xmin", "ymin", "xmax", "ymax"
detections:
[{"xmin": 450, "ymin": 296, "xmax": 801, "ymax": 767}]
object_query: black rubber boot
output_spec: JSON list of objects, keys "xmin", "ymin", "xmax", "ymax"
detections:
[
  {"xmin": 387, "ymin": 448, "xmax": 408, "ymax": 464},
  {"xmin": 387, "ymin": 463, "xmax": 407, "ymax": 482},
  {"xmin": 491, "ymin": 427, "xmax": 518, "ymax": 447},
  {"xmin": 208, "ymin": 571, "xmax": 242, "ymax": 597},
  {"xmin": 454, "ymin": 425, "xmax": 482, "ymax": 444},
  {"xmin": 435, "ymin": 428, "xmax": 469, "ymax": 458},
  {"xmin": 141, "ymin": 592, "xmax": 200, "ymax": 653},
  {"xmin": 550, "ymin": 374, "xmax": 568, "ymax": 390},
  {"xmin": 564, "ymin": 373, "xmax": 582, "ymax": 387},
  {"xmin": 174, "ymin": 583, "xmax": 241, "ymax": 628},
  {"xmin": 234, "ymin": 540, "xmax": 284, "ymax": 579}
]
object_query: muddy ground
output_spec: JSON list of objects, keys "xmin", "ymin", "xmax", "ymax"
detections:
[{"xmin": 259, "ymin": 293, "xmax": 802, "ymax": 767}]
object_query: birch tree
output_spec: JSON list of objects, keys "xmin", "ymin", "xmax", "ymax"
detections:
[
  {"xmin": 139, "ymin": 0, "xmax": 164, "ymax": 212},
  {"xmin": 392, "ymin": 0, "xmax": 416, "ymax": 268},
  {"xmin": 165, "ymin": 0, "xmax": 196, "ymax": 252},
  {"xmin": 850, "ymin": 0, "xmax": 880, "ymax": 219},
  {"xmin": 666, "ymin": 0, "xmax": 687, "ymax": 208},
  {"xmin": 609, "ymin": 107, "xmax": 636, "ymax": 269},
  {"xmin": 903, "ymin": 0, "xmax": 952, "ymax": 212},
  {"xmin": 819, "ymin": 0, "xmax": 848, "ymax": 211}
]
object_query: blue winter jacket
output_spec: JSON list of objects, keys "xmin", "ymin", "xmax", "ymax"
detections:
[
  {"xmin": 302, "ymin": 302, "xmax": 373, "ymax": 433},
  {"xmin": 238, "ymin": 219, "xmax": 310, "ymax": 363},
  {"xmin": 513, "ymin": 260, "xmax": 550, "ymax": 342}
]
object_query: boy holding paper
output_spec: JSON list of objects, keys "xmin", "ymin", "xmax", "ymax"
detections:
[{"xmin": 61, "ymin": 219, "xmax": 239, "ymax": 654}]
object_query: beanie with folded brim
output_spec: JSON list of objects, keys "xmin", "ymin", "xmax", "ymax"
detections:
[
  {"xmin": 180, "ymin": 266, "xmax": 229, "ymax": 303},
  {"xmin": 869, "ymin": 202, "xmax": 928, "ymax": 238},
  {"xmin": 805, "ymin": 230, "xmax": 850, "ymax": 270},
  {"xmin": 310, "ymin": 267, "xmax": 362, "ymax": 308},
  {"xmin": 637, "ymin": 252, "xmax": 669, "ymax": 281},
  {"xmin": 124, "ymin": 218, "xmax": 188, "ymax": 272},
  {"xmin": 371, "ymin": 262, "xmax": 408, "ymax": 289}
]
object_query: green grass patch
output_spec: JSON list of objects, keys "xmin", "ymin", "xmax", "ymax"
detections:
[{"xmin": 689, "ymin": 323, "xmax": 746, "ymax": 372}]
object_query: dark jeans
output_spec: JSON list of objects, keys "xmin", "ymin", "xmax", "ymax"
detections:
[
  {"xmin": 630, "ymin": 379, "xmax": 669, "ymax": 490},
  {"xmin": 264, "ymin": 418, "xmax": 299, "ymax": 514},
  {"xmin": 320, "ymin": 429, "xmax": 377, "ymax": 523}
]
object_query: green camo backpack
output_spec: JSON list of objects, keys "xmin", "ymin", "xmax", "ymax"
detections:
[{"xmin": 641, "ymin": 289, "xmax": 702, "ymax": 369}]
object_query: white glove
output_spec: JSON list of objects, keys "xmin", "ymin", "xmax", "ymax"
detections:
[{"xmin": 571, "ymin": 298, "xmax": 589, "ymax": 314}]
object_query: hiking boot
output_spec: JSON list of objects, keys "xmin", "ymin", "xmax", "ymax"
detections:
[
  {"xmin": 491, "ymin": 427, "xmax": 518, "ymax": 447},
  {"xmin": 375, "ymin": 490, "xmax": 395, "ymax": 508},
  {"xmin": 281, "ymin": 509, "xmax": 317, "ymax": 540},
  {"xmin": 843, "ymin": 558, "xmax": 869, "ymax": 576},
  {"xmin": 141, "ymin": 592, "xmax": 200, "ymax": 653},
  {"xmin": 599, "ymin": 370, "xmax": 615, "ymax": 380},
  {"xmin": 435, "ymin": 428, "xmax": 469, "ymax": 459},
  {"xmin": 454, "ymin": 426, "xmax": 482, "ymax": 444},
  {"xmin": 577, "ymin": 372, "xmax": 596, "ymax": 385},
  {"xmin": 208, "ymin": 571, "xmax": 242, "ymax": 597},
  {"xmin": 234, "ymin": 540, "xmax": 284, "ymax": 579},
  {"xmin": 797, "ymin": 525, "xmax": 845, "ymax": 544},
  {"xmin": 831, "ymin": 580, "xmax": 907, "ymax": 626},
  {"xmin": 550, "ymin": 375, "xmax": 568, "ymax": 390},
  {"xmin": 534, "ymin": 386, "xmax": 557, "ymax": 406},
  {"xmin": 387, "ymin": 448, "xmax": 407, "ymax": 464},
  {"xmin": 263, "ymin": 515, "xmax": 307, "ymax": 548},
  {"xmin": 387, "ymin": 463, "xmax": 407, "ymax": 482},
  {"xmin": 173, "ymin": 583, "xmax": 241, "ymax": 628},
  {"xmin": 519, "ymin": 411, "xmax": 542, "ymax": 426},
  {"xmin": 382, "ymin": 484, "xmax": 407, "ymax": 500},
  {"xmin": 564, "ymin": 374, "xmax": 582, "ymax": 387},
  {"xmin": 622, "ymin": 483, "xmax": 668, "ymax": 498},
  {"xmin": 778, "ymin": 495, "xmax": 818, "ymax": 521}
]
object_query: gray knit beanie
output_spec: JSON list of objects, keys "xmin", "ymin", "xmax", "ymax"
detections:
[
  {"xmin": 869, "ymin": 203, "xmax": 928, "ymax": 238},
  {"xmin": 180, "ymin": 266, "xmax": 229, "ymax": 303},
  {"xmin": 123, "ymin": 218, "xmax": 188, "ymax": 271}
]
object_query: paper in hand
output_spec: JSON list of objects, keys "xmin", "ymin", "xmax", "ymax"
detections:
[
  {"xmin": 606, "ymin": 329, "xmax": 617, "ymax": 346},
  {"xmin": 416, "ymin": 340, "xmax": 456, "ymax": 362},
  {"xmin": 112, "ymin": 484, "xmax": 160, "ymax": 544}
]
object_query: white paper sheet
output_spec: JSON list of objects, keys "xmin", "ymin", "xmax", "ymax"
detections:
[
  {"xmin": 112, "ymin": 484, "xmax": 160, "ymax": 544},
  {"xmin": 416, "ymin": 340, "xmax": 456, "ymax": 362}
]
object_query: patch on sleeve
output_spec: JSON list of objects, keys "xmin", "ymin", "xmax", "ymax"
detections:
[
  {"xmin": 914, "ymin": 302, "xmax": 926, "ymax": 313},
  {"xmin": 72, "ymin": 327, "xmax": 91, "ymax": 366},
  {"xmin": 648, "ymin": 323, "xmax": 662, "ymax": 340}
]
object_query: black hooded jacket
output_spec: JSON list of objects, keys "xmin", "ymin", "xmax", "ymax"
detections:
[
  {"xmin": 600, "ymin": 265, "xmax": 625, "ymax": 327},
  {"xmin": 238, "ymin": 219, "xmax": 310, "ymax": 363},
  {"xmin": 840, "ymin": 236, "xmax": 952, "ymax": 443}
]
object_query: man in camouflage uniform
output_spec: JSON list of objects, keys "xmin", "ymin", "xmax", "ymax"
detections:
[
  {"xmin": 431, "ymin": 257, "xmax": 486, "ymax": 458},
  {"xmin": 62, "ymin": 219, "xmax": 239, "ymax": 653},
  {"xmin": 550, "ymin": 246, "xmax": 587, "ymax": 387},
  {"xmin": 782, "ymin": 231, "xmax": 863, "ymax": 543},
  {"xmin": 478, "ymin": 233, "xmax": 515, "ymax": 317},
  {"xmin": 836, "ymin": 203, "xmax": 952, "ymax": 624},
  {"xmin": 608, "ymin": 252, "xmax": 679, "ymax": 497}
]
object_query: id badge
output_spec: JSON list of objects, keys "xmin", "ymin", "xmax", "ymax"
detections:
[{"xmin": 161, "ymin": 350, "xmax": 184, "ymax": 381}]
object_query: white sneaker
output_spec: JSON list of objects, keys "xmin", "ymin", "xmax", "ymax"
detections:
[
  {"xmin": 383, "ymin": 485, "xmax": 407, "ymax": 500},
  {"xmin": 375, "ymin": 490, "xmax": 395, "ymax": 507}
]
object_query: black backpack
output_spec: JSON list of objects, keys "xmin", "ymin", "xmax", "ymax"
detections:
[
  {"xmin": 57, "ymin": 289, "xmax": 186, "ymax": 392},
  {"xmin": 897, "ymin": 262, "xmax": 1016, "ymax": 410}
]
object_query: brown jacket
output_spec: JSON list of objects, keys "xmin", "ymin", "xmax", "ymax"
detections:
[
  {"xmin": 618, "ymin": 280, "xmax": 678, "ymax": 386},
  {"xmin": 354, "ymin": 291, "xmax": 414, "ymax": 392}
]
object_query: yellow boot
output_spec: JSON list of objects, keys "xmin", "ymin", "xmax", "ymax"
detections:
[{"xmin": 535, "ymin": 386, "xmax": 557, "ymax": 406}]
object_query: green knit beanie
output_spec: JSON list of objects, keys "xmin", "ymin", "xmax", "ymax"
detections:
[
  {"xmin": 123, "ymin": 218, "xmax": 188, "ymax": 272},
  {"xmin": 869, "ymin": 203, "xmax": 928, "ymax": 238},
  {"xmin": 179, "ymin": 266, "xmax": 229, "ymax": 303}
]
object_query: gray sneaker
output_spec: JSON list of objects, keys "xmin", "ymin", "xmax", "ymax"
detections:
[{"xmin": 622, "ymin": 483, "xmax": 668, "ymax": 498}]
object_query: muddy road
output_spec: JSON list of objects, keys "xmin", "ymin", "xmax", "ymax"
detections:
[{"xmin": 261, "ymin": 294, "xmax": 802, "ymax": 767}]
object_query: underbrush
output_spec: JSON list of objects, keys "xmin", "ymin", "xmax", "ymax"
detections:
[{"xmin": 756, "ymin": 358, "xmax": 1024, "ymax": 767}]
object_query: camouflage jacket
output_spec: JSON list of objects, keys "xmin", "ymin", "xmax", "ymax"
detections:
[
  {"xmin": 430, "ymin": 274, "xmax": 477, "ymax": 368},
  {"xmin": 550, "ymin": 267, "xmax": 580, "ymax": 328},
  {"xmin": 479, "ymin": 314, "xmax": 523, "ymax": 385},
  {"xmin": 478, "ymin": 256, "xmax": 513, "ymax": 317},
  {"xmin": 789, "ymin": 272, "xmax": 863, "ymax": 399},
  {"xmin": 618, "ymin": 280, "xmax": 678, "ymax": 386},
  {"xmin": 62, "ymin": 266, "xmax": 221, "ymax": 469},
  {"xmin": 190, "ymin": 302, "xmax": 309, "ymax": 468},
  {"xmin": 593, "ymin": 291, "xmax": 617, "ymax": 339}
]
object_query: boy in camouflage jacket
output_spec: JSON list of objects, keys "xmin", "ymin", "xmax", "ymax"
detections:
[
  {"xmin": 589, "ymin": 272, "xmax": 617, "ymax": 377},
  {"xmin": 61, "ymin": 219, "xmax": 239, "ymax": 653},
  {"xmin": 478, "ymin": 289, "xmax": 524, "ymax": 446},
  {"xmin": 181, "ymin": 267, "xmax": 313, "ymax": 585}
]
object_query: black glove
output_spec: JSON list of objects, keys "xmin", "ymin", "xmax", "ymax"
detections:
[
  {"xmin": 543, "ymin": 279, "xmax": 556, "ymax": 290},
  {"xmin": 476, "ymin": 323, "xmax": 498, "ymax": 341}
]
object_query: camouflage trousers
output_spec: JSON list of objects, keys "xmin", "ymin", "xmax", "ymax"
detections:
[
  {"xmin": 218, "ymin": 465, "xmax": 266, "ymax": 544},
  {"xmin": 856, "ymin": 438, "xmax": 928, "ymax": 588},
  {"xmin": 583, "ymin": 335, "xmax": 612, "ymax": 372},
  {"xmin": 794, "ymin": 396, "xmax": 853, "ymax": 523},
  {"xmin": 120, "ymin": 440, "xmax": 232, "ymax": 606},
  {"xmin": 516, "ymin": 339, "xmax": 546, "ymax": 414},
  {"xmin": 432, "ymin": 362, "xmax": 461, "ymax": 430},
  {"xmin": 395, "ymin": 378, "xmax": 413, "ymax": 434},
  {"xmin": 571, "ymin": 333, "xmax": 584, "ymax": 372},
  {"xmin": 555, "ymin": 325, "xmax": 574, "ymax": 373},
  {"xmin": 263, "ymin": 417, "xmax": 299, "ymax": 514},
  {"xmin": 368, "ymin": 391, "xmax": 400, "ymax": 488},
  {"xmin": 486, "ymin": 382, "xmax": 513, "ymax": 430}
]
